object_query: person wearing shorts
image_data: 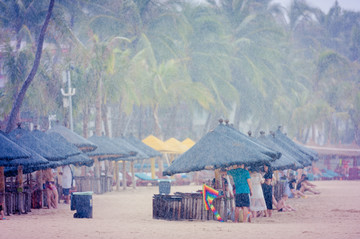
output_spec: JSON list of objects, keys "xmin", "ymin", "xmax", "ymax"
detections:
[{"xmin": 226, "ymin": 164, "xmax": 253, "ymax": 223}]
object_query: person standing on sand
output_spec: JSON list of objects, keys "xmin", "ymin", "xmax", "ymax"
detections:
[
  {"xmin": 249, "ymin": 170, "xmax": 267, "ymax": 218},
  {"xmin": 43, "ymin": 168, "xmax": 59, "ymax": 209},
  {"xmin": 224, "ymin": 164, "xmax": 253, "ymax": 223},
  {"xmin": 60, "ymin": 165, "xmax": 72, "ymax": 204}
]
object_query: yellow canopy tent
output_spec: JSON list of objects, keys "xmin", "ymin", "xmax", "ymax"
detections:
[
  {"xmin": 164, "ymin": 138, "xmax": 189, "ymax": 155},
  {"xmin": 182, "ymin": 138, "xmax": 196, "ymax": 149},
  {"xmin": 142, "ymin": 135, "xmax": 172, "ymax": 179}
]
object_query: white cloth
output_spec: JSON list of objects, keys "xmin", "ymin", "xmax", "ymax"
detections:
[
  {"xmin": 62, "ymin": 165, "xmax": 72, "ymax": 189},
  {"xmin": 250, "ymin": 172, "xmax": 267, "ymax": 211}
]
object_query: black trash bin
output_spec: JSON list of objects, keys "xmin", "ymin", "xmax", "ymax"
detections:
[
  {"xmin": 159, "ymin": 180, "xmax": 171, "ymax": 195},
  {"xmin": 71, "ymin": 191, "xmax": 93, "ymax": 218}
]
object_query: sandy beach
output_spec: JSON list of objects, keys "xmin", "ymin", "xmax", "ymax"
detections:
[{"xmin": 2, "ymin": 180, "xmax": 360, "ymax": 239}]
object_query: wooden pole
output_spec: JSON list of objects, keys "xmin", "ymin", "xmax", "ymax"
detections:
[
  {"xmin": 131, "ymin": 161, "xmax": 136, "ymax": 189},
  {"xmin": 94, "ymin": 157, "xmax": 101, "ymax": 194},
  {"xmin": 0, "ymin": 166, "xmax": 6, "ymax": 216},
  {"xmin": 17, "ymin": 165, "xmax": 24, "ymax": 214},
  {"xmin": 122, "ymin": 161, "xmax": 126, "ymax": 190},
  {"xmin": 151, "ymin": 158, "xmax": 155, "ymax": 179},
  {"xmin": 115, "ymin": 161, "xmax": 120, "ymax": 191}
]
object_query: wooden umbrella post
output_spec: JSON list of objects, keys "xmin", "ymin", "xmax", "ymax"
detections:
[
  {"xmin": 131, "ymin": 161, "xmax": 136, "ymax": 189},
  {"xmin": 115, "ymin": 161, "xmax": 120, "ymax": 191},
  {"xmin": 94, "ymin": 157, "xmax": 101, "ymax": 194},
  {"xmin": 0, "ymin": 166, "xmax": 5, "ymax": 216},
  {"xmin": 151, "ymin": 158, "xmax": 155, "ymax": 179},
  {"xmin": 122, "ymin": 161, "xmax": 126, "ymax": 190},
  {"xmin": 17, "ymin": 165, "xmax": 24, "ymax": 214}
]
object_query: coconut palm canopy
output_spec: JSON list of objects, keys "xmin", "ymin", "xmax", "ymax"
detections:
[
  {"xmin": 163, "ymin": 127, "xmax": 275, "ymax": 176},
  {"xmin": 87, "ymin": 135, "xmax": 133, "ymax": 161},
  {"xmin": 47, "ymin": 125, "xmax": 97, "ymax": 152},
  {"xmin": 112, "ymin": 137, "xmax": 150, "ymax": 160},
  {"xmin": 271, "ymin": 130, "xmax": 313, "ymax": 167},
  {"xmin": 0, "ymin": 131, "xmax": 31, "ymax": 160},
  {"xmin": 213, "ymin": 123, "xmax": 282, "ymax": 160},
  {"xmin": 8, "ymin": 126, "xmax": 66, "ymax": 161},
  {"xmin": 275, "ymin": 128, "xmax": 319, "ymax": 161},
  {"xmin": 125, "ymin": 135, "xmax": 161, "ymax": 158},
  {"xmin": 256, "ymin": 133, "xmax": 304, "ymax": 170}
]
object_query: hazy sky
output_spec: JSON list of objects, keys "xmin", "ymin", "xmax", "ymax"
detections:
[{"xmin": 271, "ymin": 0, "xmax": 360, "ymax": 13}]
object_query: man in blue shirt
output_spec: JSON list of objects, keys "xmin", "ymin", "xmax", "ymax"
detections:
[{"xmin": 226, "ymin": 164, "xmax": 253, "ymax": 223}]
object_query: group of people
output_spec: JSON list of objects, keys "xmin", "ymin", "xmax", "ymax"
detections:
[{"xmin": 222, "ymin": 164, "xmax": 319, "ymax": 223}]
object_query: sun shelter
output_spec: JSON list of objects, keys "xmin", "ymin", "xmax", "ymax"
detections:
[
  {"xmin": 182, "ymin": 138, "xmax": 196, "ymax": 149},
  {"xmin": 47, "ymin": 124, "xmax": 97, "ymax": 153},
  {"xmin": 112, "ymin": 137, "xmax": 150, "ymax": 190},
  {"xmin": 87, "ymin": 135, "xmax": 133, "ymax": 194},
  {"xmin": 164, "ymin": 138, "xmax": 189, "ymax": 155},
  {"xmin": 270, "ymin": 130, "xmax": 313, "ymax": 167},
  {"xmin": 142, "ymin": 135, "xmax": 173, "ymax": 178},
  {"xmin": 0, "ymin": 132, "xmax": 32, "ymax": 215},
  {"xmin": 214, "ymin": 123, "xmax": 282, "ymax": 160},
  {"xmin": 256, "ymin": 132, "xmax": 304, "ymax": 171},
  {"xmin": 163, "ymin": 127, "xmax": 275, "ymax": 176},
  {"xmin": 275, "ymin": 127, "xmax": 319, "ymax": 162},
  {"xmin": 124, "ymin": 134, "xmax": 161, "ymax": 180}
]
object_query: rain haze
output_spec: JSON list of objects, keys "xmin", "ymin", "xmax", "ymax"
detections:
[{"xmin": 1, "ymin": 0, "xmax": 360, "ymax": 239}]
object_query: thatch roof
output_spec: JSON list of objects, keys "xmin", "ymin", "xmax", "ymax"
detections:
[
  {"xmin": 8, "ymin": 127, "xmax": 66, "ymax": 161},
  {"xmin": 275, "ymin": 128, "xmax": 319, "ymax": 161},
  {"xmin": 47, "ymin": 125, "xmax": 97, "ymax": 152},
  {"xmin": 256, "ymin": 134, "xmax": 304, "ymax": 170},
  {"xmin": 87, "ymin": 135, "xmax": 132, "ymax": 160},
  {"xmin": 124, "ymin": 135, "xmax": 161, "ymax": 158},
  {"xmin": 112, "ymin": 137, "xmax": 150, "ymax": 160},
  {"xmin": 163, "ymin": 126, "xmax": 275, "ymax": 176},
  {"xmin": 213, "ymin": 123, "xmax": 282, "ymax": 160},
  {"xmin": 57, "ymin": 153, "xmax": 93, "ymax": 167},
  {"xmin": 269, "ymin": 130, "xmax": 312, "ymax": 167},
  {"xmin": 32, "ymin": 129, "xmax": 80, "ymax": 158},
  {"xmin": 0, "ymin": 132, "xmax": 31, "ymax": 160}
]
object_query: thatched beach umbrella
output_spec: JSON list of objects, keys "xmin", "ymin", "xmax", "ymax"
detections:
[
  {"xmin": 163, "ymin": 127, "xmax": 275, "ymax": 176},
  {"xmin": 123, "ymin": 134, "xmax": 161, "ymax": 180},
  {"xmin": 275, "ymin": 127, "xmax": 319, "ymax": 161},
  {"xmin": 111, "ymin": 137, "xmax": 150, "ymax": 190},
  {"xmin": 125, "ymin": 135, "xmax": 161, "ymax": 158},
  {"xmin": 47, "ymin": 125, "xmax": 97, "ymax": 153},
  {"xmin": 8, "ymin": 126, "xmax": 66, "ymax": 161},
  {"xmin": 269, "ymin": 130, "xmax": 312, "ymax": 167},
  {"xmin": 256, "ymin": 132, "xmax": 304, "ymax": 170},
  {"xmin": 214, "ymin": 122, "xmax": 282, "ymax": 160},
  {"xmin": 87, "ymin": 135, "xmax": 133, "ymax": 193}
]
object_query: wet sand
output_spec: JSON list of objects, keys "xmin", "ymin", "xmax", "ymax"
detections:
[{"xmin": 2, "ymin": 180, "xmax": 360, "ymax": 239}]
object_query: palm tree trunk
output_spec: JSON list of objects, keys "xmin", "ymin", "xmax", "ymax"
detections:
[
  {"xmin": 5, "ymin": 0, "xmax": 55, "ymax": 133},
  {"xmin": 82, "ymin": 103, "xmax": 89, "ymax": 138},
  {"xmin": 153, "ymin": 103, "xmax": 162, "ymax": 138},
  {"xmin": 95, "ymin": 78, "xmax": 102, "ymax": 136},
  {"xmin": 101, "ymin": 103, "xmax": 110, "ymax": 137}
]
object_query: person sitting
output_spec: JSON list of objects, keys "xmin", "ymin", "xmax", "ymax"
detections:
[
  {"xmin": 276, "ymin": 194, "xmax": 296, "ymax": 212},
  {"xmin": 297, "ymin": 174, "xmax": 320, "ymax": 195},
  {"xmin": 288, "ymin": 179, "xmax": 306, "ymax": 198}
]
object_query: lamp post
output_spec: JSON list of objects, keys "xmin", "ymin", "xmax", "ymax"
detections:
[{"xmin": 61, "ymin": 70, "xmax": 76, "ymax": 131}]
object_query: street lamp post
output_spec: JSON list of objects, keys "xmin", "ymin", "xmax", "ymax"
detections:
[{"xmin": 61, "ymin": 70, "xmax": 76, "ymax": 131}]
